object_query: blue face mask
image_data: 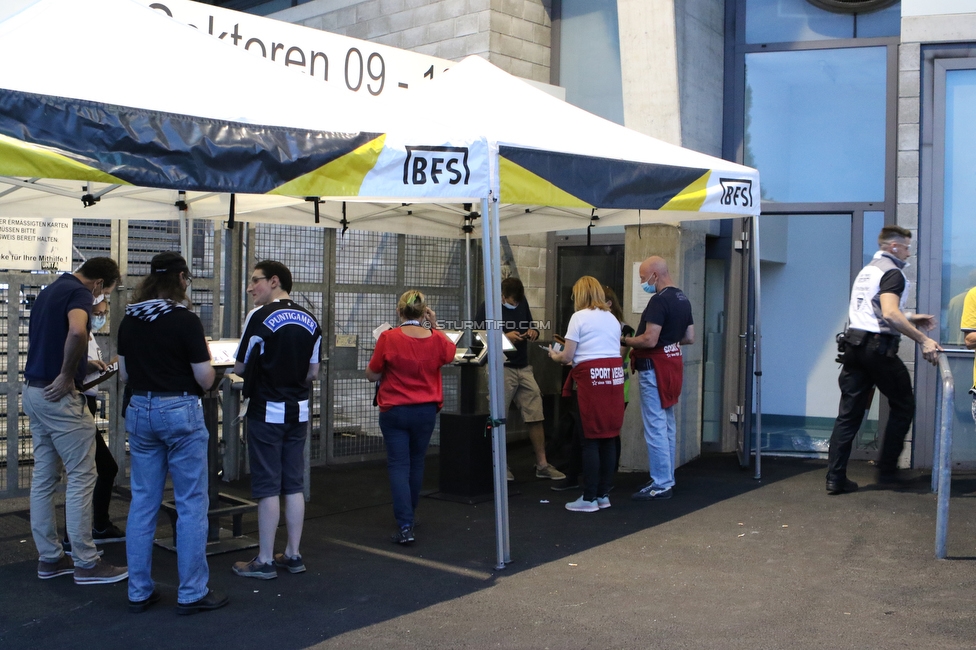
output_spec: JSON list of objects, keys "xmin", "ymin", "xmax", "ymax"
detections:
[
  {"xmin": 502, "ymin": 301, "xmax": 517, "ymax": 310},
  {"xmin": 91, "ymin": 315, "xmax": 106, "ymax": 331},
  {"xmin": 640, "ymin": 281, "xmax": 656, "ymax": 295}
]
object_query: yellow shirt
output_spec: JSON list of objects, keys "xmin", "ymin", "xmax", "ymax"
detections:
[{"xmin": 961, "ymin": 287, "xmax": 976, "ymax": 390}]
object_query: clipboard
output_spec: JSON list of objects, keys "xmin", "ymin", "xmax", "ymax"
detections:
[{"xmin": 80, "ymin": 358, "xmax": 119, "ymax": 392}]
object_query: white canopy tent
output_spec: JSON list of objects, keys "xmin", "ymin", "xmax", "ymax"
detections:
[{"xmin": 0, "ymin": 0, "xmax": 762, "ymax": 569}]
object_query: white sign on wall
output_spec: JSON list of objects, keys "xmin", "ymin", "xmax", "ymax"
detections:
[
  {"xmin": 631, "ymin": 261, "xmax": 648, "ymax": 314},
  {"xmin": 0, "ymin": 217, "xmax": 73, "ymax": 271},
  {"xmin": 135, "ymin": 0, "xmax": 454, "ymax": 102}
]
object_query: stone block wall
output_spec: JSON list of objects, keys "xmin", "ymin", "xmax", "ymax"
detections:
[{"xmin": 275, "ymin": 0, "xmax": 551, "ymax": 81}]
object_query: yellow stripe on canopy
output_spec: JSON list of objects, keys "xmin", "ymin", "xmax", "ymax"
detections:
[
  {"xmin": 269, "ymin": 134, "xmax": 386, "ymax": 197},
  {"xmin": 499, "ymin": 155, "xmax": 593, "ymax": 209},
  {"xmin": 0, "ymin": 133, "xmax": 128, "ymax": 184},
  {"xmin": 660, "ymin": 170, "xmax": 711, "ymax": 211}
]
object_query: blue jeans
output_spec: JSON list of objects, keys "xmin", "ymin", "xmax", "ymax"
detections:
[
  {"xmin": 379, "ymin": 403, "xmax": 437, "ymax": 529},
  {"xmin": 637, "ymin": 368, "xmax": 676, "ymax": 490},
  {"xmin": 125, "ymin": 395, "xmax": 210, "ymax": 604}
]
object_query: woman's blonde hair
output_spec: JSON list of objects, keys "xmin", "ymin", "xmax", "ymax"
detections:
[
  {"xmin": 397, "ymin": 289, "xmax": 426, "ymax": 320},
  {"xmin": 573, "ymin": 276, "xmax": 608, "ymax": 312}
]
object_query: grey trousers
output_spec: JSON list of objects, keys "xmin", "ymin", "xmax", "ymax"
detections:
[{"xmin": 24, "ymin": 386, "xmax": 99, "ymax": 567}]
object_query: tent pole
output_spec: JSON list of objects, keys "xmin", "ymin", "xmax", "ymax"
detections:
[
  {"xmin": 752, "ymin": 216, "xmax": 763, "ymax": 481},
  {"xmin": 482, "ymin": 195, "xmax": 510, "ymax": 569}
]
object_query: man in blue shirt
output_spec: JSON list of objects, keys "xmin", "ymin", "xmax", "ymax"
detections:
[{"xmin": 25, "ymin": 258, "xmax": 128, "ymax": 585}]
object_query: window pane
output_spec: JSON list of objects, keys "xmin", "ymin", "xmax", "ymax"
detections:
[
  {"xmin": 941, "ymin": 69, "xmax": 976, "ymax": 346},
  {"xmin": 744, "ymin": 47, "xmax": 887, "ymax": 203},
  {"xmin": 745, "ymin": 0, "xmax": 853, "ymax": 44},
  {"xmin": 863, "ymin": 211, "xmax": 885, "ymax": 267},
  {"xmin": 856, "ymin": 3, "xmax": 901, "ymax": 39},
  {"xmin": 558, "ymin": 0, "xmax": 624, "ymax": 125}
]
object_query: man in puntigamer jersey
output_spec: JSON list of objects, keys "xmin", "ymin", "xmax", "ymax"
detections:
[{"xmin": 231, "ymin": 261, "xmax": 321, "ymax": 580}]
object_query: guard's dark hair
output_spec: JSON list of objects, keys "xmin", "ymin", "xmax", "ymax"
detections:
[
  {"xmin": 501, "ymin": 277, "xmax": 524, "ymax": 303},
  {"xmin": 255, "ymin": 260, "xmax": 293, "ymax": 293},
  {"xmin": 77, "ymin": 257, "xmax": 120, "ymax": 288},
  {"xmin": 879, "ymin": 225, "xmax": 911, "ymax": 245}
]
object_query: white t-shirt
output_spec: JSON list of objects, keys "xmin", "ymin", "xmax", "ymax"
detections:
[{"xmin": 564, "ymin": 308, "xmax": 621, "ymax": 364}]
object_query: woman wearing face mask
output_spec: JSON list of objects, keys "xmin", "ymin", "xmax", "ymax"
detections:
[{"xmin": 62, "ymin": 296, "xmax": 124, "ymax": 556}]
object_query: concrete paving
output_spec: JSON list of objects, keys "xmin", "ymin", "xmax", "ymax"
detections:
[{"xmin": 2, "ymin": 451, "xmax": 976, "ymax": 649}]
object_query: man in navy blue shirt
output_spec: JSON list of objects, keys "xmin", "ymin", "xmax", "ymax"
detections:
[{"xmin": 25, "ymin": 258, "xmax": 128, "ymax": 584}]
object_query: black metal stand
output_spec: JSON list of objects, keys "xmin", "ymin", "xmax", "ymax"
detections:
[{"xmin": 154, "ymin": 372, "xmax": 258, "ymax": 555}]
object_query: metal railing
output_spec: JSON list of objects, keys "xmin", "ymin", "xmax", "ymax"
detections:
[{"xmin": 933, "ymin": 353, "xmax": 955, "ymax": 559}]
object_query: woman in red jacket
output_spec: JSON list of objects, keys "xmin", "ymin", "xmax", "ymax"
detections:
[
  {"xmin": 366, "ymin": 290, "xmax": 456, "ymax": 544},
  {"xmin": 548, "ymin": 277, "xmax": 624, "ymax": 512}
]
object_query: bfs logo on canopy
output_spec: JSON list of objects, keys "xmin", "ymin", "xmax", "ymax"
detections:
[
  {"xmin": 719, "ymin": 178, "xmax": 753, "ymax": 208},
  {"xmin": 403, "ymin": 146, "xmax": 470, "ymax": 186}
]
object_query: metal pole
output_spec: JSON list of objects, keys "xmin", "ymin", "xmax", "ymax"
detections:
[
  {"xmin": 752, "ymin": 216, "xmax": 763, "ymax": 480},
  {"xmin": 934, "ymin": 354, "xmax": 954, "ymax": 559},
  {"xmin": 482, "ymin": 195, "xmax": 510, "ymax": 569}
]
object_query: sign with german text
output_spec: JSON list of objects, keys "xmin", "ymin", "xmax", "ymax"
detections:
[{"xmin": 0, "ymin": 217, "xmax": 72, "ymax": 271}]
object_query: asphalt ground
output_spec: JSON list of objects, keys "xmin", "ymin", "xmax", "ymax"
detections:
[{"xmin": 2, "ymin": 449, "xmax": 976, "ymax": 649}]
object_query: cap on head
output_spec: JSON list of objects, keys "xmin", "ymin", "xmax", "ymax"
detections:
[{"xmin": 150, "ymin": 252, "xmax": 190, "ymax": 277}]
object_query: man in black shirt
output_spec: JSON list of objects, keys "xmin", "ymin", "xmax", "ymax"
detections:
[
  {"xmin": 623, "ymin": 256, "xmax": 695, "ymax": 501},
  {"xmin": 475, "ymin": 277, "xmax": 564, "ymax": 482},
  {"xmin": 232, "ymin": 261, "xmax": 321, "ymax": 580}
]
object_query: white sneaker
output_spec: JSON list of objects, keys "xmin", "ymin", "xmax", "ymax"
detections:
[
  {"xmin": 596, "ymin": 495, "xmax": 611, "ymax": 509},
  {"xmin": 565, "ymin": 496, "xmax": 599, "ymax": 513}
]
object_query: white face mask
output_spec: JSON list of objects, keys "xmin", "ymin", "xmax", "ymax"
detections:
[{"xmin": 91, "ymin": 314, "xmax": 106, "ymax": 331}]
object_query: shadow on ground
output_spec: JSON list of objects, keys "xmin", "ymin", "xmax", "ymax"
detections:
[{"xmin": 2, "ymin": 450, "xmax": 976, "ymax": 649}]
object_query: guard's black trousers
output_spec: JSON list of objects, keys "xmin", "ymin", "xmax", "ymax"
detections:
[{"xmin": 826, "ymin": 343, "xmax": 915, "ymax": 482}]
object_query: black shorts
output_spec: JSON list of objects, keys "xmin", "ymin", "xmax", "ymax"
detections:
[{"xmin": 247, "ymin": 419, "xmax": 307, "ymax": 499}]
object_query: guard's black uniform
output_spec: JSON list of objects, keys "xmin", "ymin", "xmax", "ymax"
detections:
[{"xmin": 826, "ymin": 252, "xmax": 915, "ymax": 484}]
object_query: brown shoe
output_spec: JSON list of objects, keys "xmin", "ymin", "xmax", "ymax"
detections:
[
  {"xmin": 38, "ymin": 555, "xmax": 74, "ymax": 580},
  {"xmin": 73, "ymin": 558, "xmax": 128, "ymax": 584}
]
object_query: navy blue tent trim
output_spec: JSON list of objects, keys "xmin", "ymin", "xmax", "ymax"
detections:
[
  {"xmin": 0, "ymin": 89, "xmax": 378, "ymax": 193},
  {"xmin": 498, "ymin": 145, "xmax": 709, "ymax": 210}
]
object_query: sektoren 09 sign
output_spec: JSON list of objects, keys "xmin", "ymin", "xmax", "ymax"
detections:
[
  {"xmin": 0, "ymin": 217, "xmax": 72, "ymax": 272},
  {"xmin": 135, "ymin": 0, "xmax": 453, "ymax": 101}
]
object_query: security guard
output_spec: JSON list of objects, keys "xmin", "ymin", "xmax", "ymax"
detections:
[{"xmin": 826, "ymin": 225, "xmax": 942, "ymax": 495}]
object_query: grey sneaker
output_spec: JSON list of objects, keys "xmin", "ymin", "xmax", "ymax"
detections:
[
  {"xmin": 565, "ymin": 496, "xmax": 599, "ymax": 512},
  {"xmin": 38, "ymin": 555, "xmax": 74, "ymax": 580},
  {"xmin": 535, "ymin": 464, "xmax": 566, "ymax": 480},
  {"xmin": 273, "ymin": 553, "xmax": 306, "ymax": 574},
  {"xmin": 596, "ymin": 495, "xmax": 611, "ymax": 509},
  {"xmin": 73, "ymin": 558, "xmax": 128, "ymax": 584},
  {"xmin": 506, "ymin": 468, "xmax": 515, "ymax": 481},
  {"xmin": 232, "ymin": 557, "xmax": 277, "ymax": 580}
]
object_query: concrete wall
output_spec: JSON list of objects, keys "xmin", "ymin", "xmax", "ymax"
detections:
[{"xmin": 273, "ymin": 0, "xmax": 551, "ymax": 81}]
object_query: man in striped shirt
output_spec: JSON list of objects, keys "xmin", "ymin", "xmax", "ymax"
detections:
[{"xmin": 232, "ymin": 261, "xmax": 321, "ymax": 580}]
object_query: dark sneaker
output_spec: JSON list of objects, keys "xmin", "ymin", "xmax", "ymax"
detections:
[
  {"xmin": 73, "ymin": 558, "xmax": 128, "ymax": 584},
  {"xmin": 535, "ymin": 464, "xmax": 566, "ymax": 480},
  {"xmin": 392, "ymin": 526, "xmax": 415, "ymax": 545},
  {"xmin": 176, "ymin": 589, "xmax": 229, "ymax": 616},
  {"xmin": 232, "ymin": 557, "xmax": 277, "ymax": 580},
  {"xmin": 92, "ymin": 524, "xmax": 126, "ymax": 544},
  {"xmin": 37, "ymin": 555, "xmax": 74, "ymax": 580},
  {"xmin": 129, "ymin": 590, "xmax": 162, "ymax": 614},
  {"xmin": 273, "ymin": 553, "xmax": 306, "ymax": 574},
  {"xmin": 826, "ymin": 478, "xmax": 859, "ymax": 495},
  {"xmin": 62, "ymin": 538, "xmax": 103, "ymax": 559},
  {"xmin": 631, "ymin": 483, "xmax": 672, "ymax": 501},
  {"xmin": 550, "ymin": 478, "xmax": 581, "ymax": 492}
]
